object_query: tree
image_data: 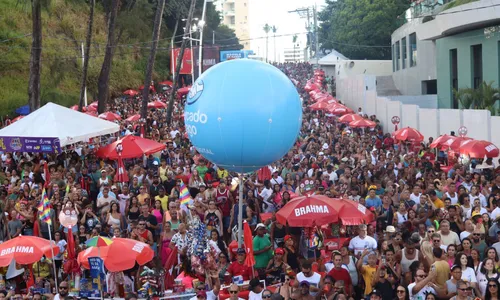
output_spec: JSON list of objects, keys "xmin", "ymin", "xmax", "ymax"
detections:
[
  {"xmin": 263, "ymin": 23, "xmax": 271, "ymax": 62},
  {"xmin": 141, "ymin": 0, "xmax": 166, "ymax": 119},
  {"xmin": 166, "ymin": 0, "xmax": 197, "ymax": 125},
  {"xmin": 272, "ymin": 25, "xmax": 277, "ymax": 62},
  {"xmin": 453, "ymin": 81, "xmax": 500, "ymax": 115},
  {"xmin": 212, "ymin": 25, "xmax": 243, "ymax": 50},
  {"xmin": 28, "ymin": 0, "xmax": 43, "ymax": 112},
  {"xmin": 318, "ymin": 0, "xmax": 410, "ymax": 60},
  {"xmin": 79, "ymin": 0, "xmax": 95, "ymax": 112},
  {"xmin": 97, "ymin": 0, "xmax": 119, "ymax": 114},
  {"xmin": 292, "ymin": 34, "xmax": 298, "ymax": 61}
]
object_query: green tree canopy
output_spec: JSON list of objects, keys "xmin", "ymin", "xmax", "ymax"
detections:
[{"xmin": 319, "ymin": 0, "xmax": 409, "ymax": 60}]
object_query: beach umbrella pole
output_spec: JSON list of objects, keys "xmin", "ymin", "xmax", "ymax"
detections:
[
  {"xmin": 48, "ymin": 224, "xmax": 59, "ymax": 290},
  {"xmin": 237, "ymin": 173, "xmax": 243, "ymax": 248}
]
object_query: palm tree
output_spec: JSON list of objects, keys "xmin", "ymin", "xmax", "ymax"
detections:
[
  {"xmin": 28, "ymin": 0, "xmax": 43, "ymax": 112},
  {"xmin": 141, "ymin": 0, "xmax": 167, "ymax": 119},
  {"xmin": 78, "ymin": 0, "xmax": 95, "ymax": 112},
  {"xmin": 271, "ymin": 25, "xmax": 277, "ymax": 62},
  {"xmin": 453, "ymin": 81, "xmax": 500, "ymax": 115},
  {"xmin": 292, "ymin": 34, "xmax": 298, "ymax": 62},
  {"xmin": 263, "ymin": 23, "xmax": 271, "ymax": 63},
  {"xmin": 97, "ymin": 0, "xmax": 119, "ymax": 114}
]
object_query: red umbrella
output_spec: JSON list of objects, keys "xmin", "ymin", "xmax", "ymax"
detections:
[
  {"xmin": 126, "ymin": 114, "xmax": 141, "ymax": 122},
  {"xmin": 276, "ymin": 195, "xmax": 340, "ymax": 227},
  {"xmin": 339, "ymin": 113, "xmax": 362, "ymax": 124},
  {"xmin": 430, "ymin": 134, "xmax": 456, "ymax": 149},
  {"xmin": 96, "ymin": 135, "xmax": 166, "ymax": 159},
  {"xmin": 78, "ymin": 238, "xmax": 154, "ymax": 272},
  {"xmin": 159, "ymin": 80, "xmax": 173, "ymax": 86},
  {"xmin": 177, "ymin": 86, "xmax": 191, "ymax": 96},
  {"xmin": 326, "ymin": 104, "xmax": 353, "ymax": 115},
  {"xmin": 98, "ymin": 112, "xmax": 122, "ymax": 121},
  {"xmin": 85, "ymin": 111, "xmax": 98, "ymax": 117},
  {"xmin": 349, "ymin": 119, "xmax": 376, "ymax": 128},
  {"xmin": 86, "ymin": 105, "xmax": 97, "ymax": 112},
  {"xmin": 459, "ymin": 140, "xmax": 499, "ymax": 158},
  {"xmin": 12, "ymin": 116, "xmax": 24, "ymax": 123},
  {"xmin": 315, "ymin": 95, "xmax": 335, "ymax": 103},
  {"xmin": 309, "ymin": 101, "xmax": 332, "ymax": 111},
  {"xmin": 328, "ymin": 198, "xmax": 374, "ymax": 225},
  {"xmin": 89, "ymin": 101, "xmax": 98, "ymax": 108},
  {"xmin": 123, "ymin": 89, "xmax": 139, "ymax": 96},
  {"xmin": 0, "ymin": 236, "xmax": 59, "ymax": 266},
  {"xmin": 393, "ymin": 127, "xmax": 424, "ymax": 143},
  {"xmin": 444, "ymin": 136, "xmax": 473, "ymax": 151},
  {"xmin": 147, "ymin": 100, "xmax": 167, "ymax": 109}
]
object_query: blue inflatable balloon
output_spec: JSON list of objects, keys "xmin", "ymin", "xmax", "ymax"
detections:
[{"xmin": 184, "ymin": 59, "xmax": 302, "ymax": 173}]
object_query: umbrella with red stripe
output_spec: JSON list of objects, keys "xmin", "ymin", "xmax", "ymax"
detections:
[
  {"xmin": 309, "ymin": 101, "xmax": 333, "ymax": 111},
  {"xmin": 177, "ymin": 86, "xmax": 191, "ymax": 97},
  {"xmin": 393, "ymin": 127, "xmax": 424, "ymax": 143},
  {"xmin": 126, "ymin": 114, "xmax": 141, "ymax": 122},
  {"xmin": 123, "ymin": 89, "xmax": 139, "ymax": 96},
  {"xmin": 326, "ymin": 104, "xmax": 353, "ymax": 115},
  {"xmin": 430, "ymin": 134, "xmax": 456, "ymax": 149},
  {"xmin": 98, "ymin": 112, "xmax": 122, "ymax": 121},
  {"xmin": 328, "ymin": 198, "xmax": 374, "ymax": 225},
  {"xmin": 276, "ymin": 195, "xmax": 340, "ymax": 227},
  {"xmin": 349, "ymin": 119, "xmax": 376, "ymax": 128},
  {"xmin": 443, "ymin": 136, "xmax": 473, "ymax": 151},
  {"xmin": 459, "ymin": 140, "xmax": 499, "ymax": 158},
  {"xmin": 96, "ymin": 135, "xmax": 166, "ymax": 159},
  {"xmin": 147, "ymin": 100, "xmax": 167, "ymax": 109},
  {"xmin": 339, "ymin": 113, "xmax": 362, "ymax": 124}
]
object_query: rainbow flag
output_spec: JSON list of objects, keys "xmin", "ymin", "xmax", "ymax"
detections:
[
  {"xmin": 179, "ymin": 180, "xmax": 193, "ymax": 208},
  {"xmin": 37, "ymin": 188, "xmax": 52, "ymax": 225}
]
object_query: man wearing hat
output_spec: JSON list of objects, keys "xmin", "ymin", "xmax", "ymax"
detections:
[
  {"xmin": 248, "ymin": 278, "xmax": 264, "ymax": 300},
  {"xmin": 253, "ymin": 223, "xmax": 273, "ymax": 276},
  {"xmin": 368, "ymin": 289, "xmax": 382, "ymax": 300},
  {"xmin": 227, "ymin": 248, "xmax": 253, "ymax": 280}
]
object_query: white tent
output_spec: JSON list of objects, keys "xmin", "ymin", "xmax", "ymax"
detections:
[
  {"xmin": 318, "ymin": 50, "xmax": 348, "ymax": 65},
  {"xmin": 0, "ymin": 102, "xmax": 119, "ymax": 147}
]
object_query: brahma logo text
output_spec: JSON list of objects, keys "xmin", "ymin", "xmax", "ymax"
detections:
[
  {"xmin": 187, "ymin": 80, "xmax": 204, "ymax": 105},
  {"xmin": 0, "ymin": 246, "xmax": 35, "ymax": 256},
  {"xmin": 294, "ymin": 205, "xmax": 330, "ymax": 217}
]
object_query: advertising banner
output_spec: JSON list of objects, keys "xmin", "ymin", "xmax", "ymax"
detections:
[
  {"xmin": 88, "ymin": 257, "xmax": 105, "ymax": 290},
  {"xmin": 171, "ymin": 48, "xmax": 193, "ymax": 75},
  {"xmin": 0, "ymin": 137, "xmax": 61, "ymax": 153},
  {"xmin": 220, "ymin": 50, "xmax": 254, "ymax": 62},
  {"xmin": 193, "ymin": 46, "xmax": 220, "ymax": 80}
]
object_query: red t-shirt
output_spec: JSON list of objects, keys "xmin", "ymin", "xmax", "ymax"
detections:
[
  {"xmin": 327, "ymin": 267, "xmax": 352, "ymax": 293},
  {"xmin": 227, "ymin": 261, "xmax": 252, "ymax": 280}
]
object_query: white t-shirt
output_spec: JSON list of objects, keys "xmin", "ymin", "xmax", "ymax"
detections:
[
  {"xmin": 189, "ymin": 290, "xmax": 216, "ymax": 300},
  {"xmin": 409, "ymin": 193, "xmax": 422, "ymax": 203},
  {"xmin": 439, "ymin": 230, "xmax": 460, "ymax": 246},
  {"xmin": 348, "ymin": 235, "xmax": 377, "ymax": 256},
  {"xmin": 296, "ymin": 272, "xmax": 321, "ymax": 297},
  {"xmin": 408, "ymin": 282, "xmax": 436, "ymax": 300},
  {"xmin": 461, "ymin": 267, "xmax": 477, "ymax": 283},
  {"xmin": 118, "ymin": 193, "xmax": 130, "ymax": 215},
  {"xmin": 249, "ymin": 290, "xmax": 263, "ymax": 300},
  {"xmin": 491, "ymin": 207, "xmax": 500, "ymax": 221}
]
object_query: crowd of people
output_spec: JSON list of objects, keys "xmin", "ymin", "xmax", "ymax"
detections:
[{"xmin": 0, "ymin": 61, "xmax": 500, "ymax": 300}]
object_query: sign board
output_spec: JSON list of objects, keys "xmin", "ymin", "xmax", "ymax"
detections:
[
  {"xmin": 171, "ymin": 48, "xmax": 193, "ymax": 75},
  {"xmin": 0, "ymin": 137, "xmax": 61, "ymax": 153},
  {"xmin": 88, "ymin": 257, "xmax": 105, "ymax": 290},
  {"xmin": 220, "ymin": 50, "xmax": 255, "ymax": 62},
  {"xmin": 193, "ymin": 46, "xmax": 220, "ymax": 80}
]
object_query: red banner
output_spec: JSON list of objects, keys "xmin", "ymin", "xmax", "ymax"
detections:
[{"xmin": 171, "ymin": 48, "xmax": 193, "ymax": 75}]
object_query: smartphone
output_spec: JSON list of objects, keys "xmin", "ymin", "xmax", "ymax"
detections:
[{"xmin": 280, "ymin": 273, "xmax": 286, "ymax": 283}]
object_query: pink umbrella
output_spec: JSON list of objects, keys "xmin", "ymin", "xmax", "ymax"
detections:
[
  {"xmin": 98, "ymin": 112, "xmax": 122, "ymax": 121},
  {"xmin": 126, "ymin": 114, "xmax": 141, "ymax": 122},
  {"xmin": 177, "ymin": 86, "xmax": 191, "ymax": 97}
]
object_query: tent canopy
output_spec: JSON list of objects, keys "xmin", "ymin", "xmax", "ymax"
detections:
[
  {"xmin": 318, "ymin": 49, "xmax": 348, "ymax": 65},
  {"xmin": 0, "ymin": 102, "xmax": 119, "ymax": 148}
]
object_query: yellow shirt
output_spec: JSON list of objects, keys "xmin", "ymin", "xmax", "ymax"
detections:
[
  {"xmin": 217, "ymin": 169, "xmax": 228, "ymax": 179},
  {"xmin": 361, "ymin": 265, "xmax": 377, "ymax": 295},
  {"xmin": 433, "ymin": 198, "xmax": 445, "ymax": 209},
  {"xmin": 155, "ymin": 195, "xmax": 169, "ymax": 211},
  {"xmin": 33, "ymin": 261, "xmax": 51, "ymax": 278},
  {"xmin": 138, "ymin": 193, "xmax": 150, "ymax": 205}
]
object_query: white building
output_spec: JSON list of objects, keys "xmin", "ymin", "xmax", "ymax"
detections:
[{"xmin": 283, "ymin": 40, "xmax": 306, "ymax": 62}]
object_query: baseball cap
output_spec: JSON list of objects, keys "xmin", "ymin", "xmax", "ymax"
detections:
[
  {"xmin": 369, "ymin": 289, "xmax": 381, "ymax": 297},
  {"xmin": 284, "ymin": 235, "xmax": 292, "ymax": 242},
  {"xmin": 196, "ymin": 291, "xmax": 207, "ymax": 298},
  {"xmin": 254, "ymin": 223, "xmax": 266, "ymax": 231},
  {"xmin": 299, "ymin": 281, "xmax": 310, "ymax": 287},
  {"xmin": 275, "ymin": 248, "xmax": 284, "ymax": 255},
  {"xmin": 236, "ymin": 248, "xmax": 246, "ymax": 255}
]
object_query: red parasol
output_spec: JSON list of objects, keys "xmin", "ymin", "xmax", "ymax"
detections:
[
  {"xmin": 276, "ymin": 195, "xmax": 340, "ymax": 227},
  {"xmin": 459, "ymin": 140, "xmax": 499, "ymax": 158},
  {"xmin": 126, "ymin": 114, "xmax": 141, "ymax": 122},
  {"xmin": 338, "ymin": 113, "xmax": 362, "ymax": 124},
  {"xmin": 393, "ymin": 127, "xmax": 424, "ymax": 143},
  {"xmin": 89, "ymin": 101, "xmax": 98, "ymax": 108},
  {"xmin": 11, "ymin": 116, "xmax": 24, "ymax": 123},
  {"xmin": 430, "ymin": 134, "xmax": 456, "ymax": 149},
  {"xmin": 96, "ymin": 135, "xmax": 166, "ymax": 159},
  {"xmin": 78, "ymin": 238, "xmax": 154, "ymax": 272},
  {"xmin": 328, "ymin": 198, "xmax": 374, "ymax": 225},
  {"xmin": 70, "ymin": 105, "xmax": 86, "ymax": 112},
  {"xmin": 349, "ymin": 119, "xmax": 376, "ymax": 128},
  {"xmin": 309, "ymin": 101, "xmax": 333, "ymax": 111},
  {"xmin": 326, "ymin": 103, "xmax": 353, "ymax": 115},
  {"xmin": 147, "ymin": 100, "xmax": 167, "ymax": 109},
  {"xmin": 123, "ymin": 89, "xmax": 139, "ymax": 96},
  {"xmin": 0, "ymin": 236, "xmax": 59, "ymax": 266},
  {"xmin": 444, "ymin": 136, "xmax": 473, "ymax": 151},
  {"xmin": 85, "ymin": 111, "xmax": 98, "ymax": 117},
  {"xmin": 98, "ymin": 112, "xmax": 122, "ymax": 121},
  {"xmin": 177, "ymin": 86, "xmax": 191, "ymax": 96},
  {"xmin": 159, "ymin": 80, "xmax": 173, "ymax": 86}
]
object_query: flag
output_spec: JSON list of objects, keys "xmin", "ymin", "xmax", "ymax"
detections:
[
  {"xmin": 38, "ymin": 189, "xmax": 52, "ymax": 225},
  {"xmin": 243, "ymin": 221, "xmax": 255, "ymax": 267},
  {"xmin": 164, "ymin": 246, "xmax": 178, "ymax": 289},
  {"xmin": 114, "ymin": 153, "xmax": 129, "ymax": 184},
  {"xmin": 179, "ymin": 180, "xmax": 193, "ymax": 209}
]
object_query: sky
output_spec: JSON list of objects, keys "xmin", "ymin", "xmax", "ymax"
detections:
[{"xmin": 248, "ymin": 0, "xmax": 326, "ymax": 61}]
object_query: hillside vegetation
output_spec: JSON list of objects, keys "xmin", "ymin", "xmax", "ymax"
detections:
[{"xmin": 0, "ymin": 0, "xmax": 172, "ymax": 115}]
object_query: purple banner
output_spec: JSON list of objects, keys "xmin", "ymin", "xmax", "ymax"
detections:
[{"xmin": 0, "ymin": 137, "xmax": 61, "ymax": 153}]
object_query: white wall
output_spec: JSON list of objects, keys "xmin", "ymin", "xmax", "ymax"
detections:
[
  {"xmin": 335, "ymin": 60, "xmax": 392, "ymax": 79},
  {"xmin": 386, "ymin": 95, "xmax": 438, "ymax": 109},
  {"xmin": 337, "ymin": 75, "xmax": 499, "ymax": 153}
]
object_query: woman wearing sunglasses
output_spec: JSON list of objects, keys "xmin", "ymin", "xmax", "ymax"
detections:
[
  {"xmin": 485, "ymin": 279, "xmax": 500, "ymax": 300},
  {"xmin": 394, "ymin": 285, "xmax": 409, "ymax": 300}
]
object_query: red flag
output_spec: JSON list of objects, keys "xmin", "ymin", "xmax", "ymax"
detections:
[
  {"xmin": 257, "ymin": 167, "xmax": 271, "ymax": 182},
  {"xmin": 43, "ymin": 162, "xmax": 50, "ymax": 188},
  {"xmin": 164, "ymin": 246, "xmax": 178, "ymax": 289},
  {"xmin": 33, "ymin": 212, "xmax": 40, "ymax": 237},
  {"xmin": 25, "ymin": 264, "xmax": 35, "ymax": 290},
  {"xmin": 243, "ymin": 221, "xmax": 255, "ymax": 267},
  {"xmin": 63, "ymin": 228, "xmax": 79, "ymax": 274},
  {"xmin": 114, "ymin": 155, "xmax": 129, "ymax": 184}
]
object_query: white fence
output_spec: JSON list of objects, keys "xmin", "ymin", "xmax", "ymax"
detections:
[{"xmin": 337, "ymin": 75, "xmax": 500, "ymax": 156}]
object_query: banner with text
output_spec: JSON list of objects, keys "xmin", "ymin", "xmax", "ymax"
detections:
[
  {"xmin": 0, "ymin": 137, "xmax": 61, "ymax": 153},
  {"xmin": 171, "ymin": 48, "xmax": 193, "ymax": 75},
  {"xmin": 193, "ymin": 46, "xmax": 220, "ymax": 80}
]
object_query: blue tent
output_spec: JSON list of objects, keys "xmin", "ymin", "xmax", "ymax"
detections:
[{"xmin": 15, "ymin": 105, "xmax": 30, "ymax": 116}]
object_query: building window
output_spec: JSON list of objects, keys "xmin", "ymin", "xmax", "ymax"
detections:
[
  {"xmin": 450, "ymin": 49, "xmax": 458, "ymax": 109},
  {"xmin": 402, "ymin": 37, "xmax": 407, "ymax": 69},
  {"xmin": 409, "ymin": 33, "xmax": 417, "ymax": 67},
  {"xmin": 395, "ymin": 41, "xmax": 400, "ymax": 71},
  {"xmin": 392, "ymin": 44, "xmax": 395, "ymax": 72},
  {"xmin": 471, "ymin": 44, "xmax": 483, "ymax": 89}
]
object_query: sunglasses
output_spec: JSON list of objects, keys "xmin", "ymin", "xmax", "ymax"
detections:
[
  {"xmin": 427, "ymin": 230, "xmax": 435, "ymax": 233},
  {"xmin": 433, "ymin": 239, "xmax": 440, "ymax": 242},
  {"xmin": 490, "ymin": 284, "xmax": 498, "ymax": 288},
  {"xmin": 59, "ymin": 287, "xmax": 68, "ymax": 290},
  {"xmin": 458, "ymin": 287, "xmax": 472, "ymax": 291},
  {"xmin": 229, "ymin": 291, "xmax": 238, "ymax": 294},
  {"xmin": 138, "ymin": 223, "xmax": 146, "ymax": 226},
  {"xmin": 397, "ymin": 290, "xmax": 405, "ymax": 293},
  {"xmin": 262, "ymin": 295, "xmax": 272, "ymax": 299},
  {"xmin": 473, "ymin": 234, "xmax": 481, "ymax": 236}
]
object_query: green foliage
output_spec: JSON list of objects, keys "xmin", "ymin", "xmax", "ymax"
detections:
[
  {"xmin": 453, "ymin": 81, "xmax": 500, "ymax": 115},
  {"xmin": 319, "ymin": 0, "xmax": 410, "ymax": 60}
]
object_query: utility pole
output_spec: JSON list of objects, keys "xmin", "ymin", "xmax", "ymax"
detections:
[
  {"xmin": 313, "ymin": 4, "xmax": 319, "ymax": 67},
  {"xmin": 288, "ymin": 7, "xmax": 313, "ymax": 61}
]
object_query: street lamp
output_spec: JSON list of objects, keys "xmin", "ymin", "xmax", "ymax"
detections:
[
  {"xmin": 182, "ymin": 18, "xmax": 199, "ymax": 82},
  {"xmin": 198, "ymin": 0, "xmax": 213, "ymax": 78}
]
